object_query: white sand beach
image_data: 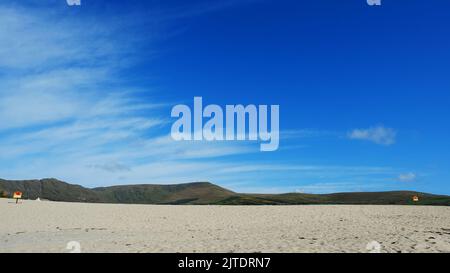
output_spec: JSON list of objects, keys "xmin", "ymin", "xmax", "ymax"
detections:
[{"xmin": 1, "ymin": 198, "xmax": 449, "ymax": 253}]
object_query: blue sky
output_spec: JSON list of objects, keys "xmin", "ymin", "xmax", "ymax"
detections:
[{"xmin": 0, "ymin": 0, "xmax": 449, "ymax": 194}]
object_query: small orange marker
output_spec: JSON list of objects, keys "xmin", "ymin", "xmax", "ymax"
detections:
[{"xmin": 13, "ymin": 191, "xmax": 22, "ymax": 204}]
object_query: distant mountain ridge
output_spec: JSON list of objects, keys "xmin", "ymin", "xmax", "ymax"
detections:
[{"xmin": 1, "ymin": 178, "xmax": 449, "ymax": 206}]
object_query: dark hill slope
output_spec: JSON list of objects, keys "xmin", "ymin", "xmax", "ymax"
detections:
[
  {"xmin": 0, "ymin": 179, "xmax": 234, "ymax": 204},
  {"xmin": 214, "ymin": 191, "xmax": 450, "ymax": 206},
  {"xmin": 0, "ymin": 178, "xmax": 101, "ymax": 202},
  {"xmin": 92, "ymin": 182, "xmax": 235, "ymax": 204}
]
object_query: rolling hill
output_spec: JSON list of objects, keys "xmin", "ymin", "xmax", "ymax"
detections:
[
  {"xmin": 0, "ymin": 178, "xmax": 234, "ymax": 204},
  {"xmin": 1, "ymin": 178, "xmax": 449, "ymax": 206}
]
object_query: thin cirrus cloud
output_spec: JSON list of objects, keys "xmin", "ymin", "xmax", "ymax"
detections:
[
  {"xmin": 0, "ymin": 4, "xmax": 152, "ymax": 130},
  {"xmin": 0, "ymin": 1, "xmax": 264, "ymax": 187},
  {"xmin": 0, "ymin": 3, "xmax": 167, "ymax": 171},
  {"xmin": 347, "ymin": 125, "xmax": 397, "ymax": 146},
  {"xmin": 397, "ymin": 172, "xmax": 417, "ymax": 183}
]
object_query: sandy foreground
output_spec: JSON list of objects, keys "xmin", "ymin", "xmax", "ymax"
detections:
[{"xmin": 1, "ymin": 198, "xmax": 449, "ymax": 253}]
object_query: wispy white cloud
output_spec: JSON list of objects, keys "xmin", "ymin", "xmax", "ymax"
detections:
[
  {"xmin": 398, "ymin": 172, "xmax": 417, "ymax": 182},
  {"xmin": 348, "ymin": 125, "xmax": 397, "ymax": 146},
  {"xmin": 0, "ymin": 7, "xmax": 112, "ymax": 70},
  {"xmin": 87, "ymin": 162, "xmax": 132, "ymax": 173},
  {"xmin": 0, "ymin": 3, "xmax": 166, "ymax": 177},
  {"xmin": 294, "ymin": 182, "xmax": 389, "ymax": 194},
  {"xmin": 0, "ymin": 1, "xmax": 271, "ymax": 188}
]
